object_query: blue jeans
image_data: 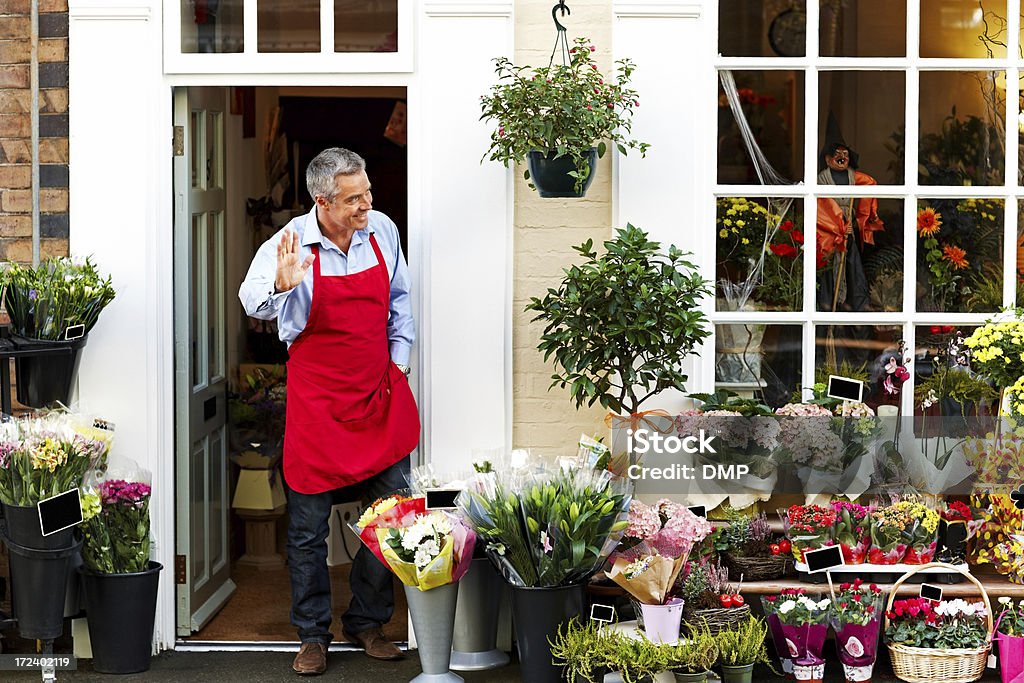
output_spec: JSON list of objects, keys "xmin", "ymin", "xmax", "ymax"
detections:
[{"xmin": 286, "ymin": 455, "xmax": 411, "ymax": 644}]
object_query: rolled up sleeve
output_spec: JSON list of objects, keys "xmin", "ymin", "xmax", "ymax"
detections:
[{"xmin": 239, "ymin": 230, "xmax": 290, "ymax": 319}]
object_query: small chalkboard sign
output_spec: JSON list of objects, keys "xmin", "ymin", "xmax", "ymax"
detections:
[
  {"xmin": 590, "ymin": 603, "xmax": 615, "ymax": 624},
  {"xmin": 688, "ymin": 505, "xmax": 707, "ymax": 518},
  {"xmin": 804, "ymin": 545, "xmax": 845, "ymax": 574},
  {"xmin": 920, "ymin": 583, "xmax": 943, "ymax": 602},
  {"xmin": 827, "ymin": 375, "xmax": 864, "ymax": 403},
  {"xmin": 65, "ymin": 324, "xmax": 86, "ymax": 341},
  {"xmin": 38, "ymin": 489, "xmax": 83, "ymax": 536},
  {"xmin": 424, "ymin": 489, "xmax": 461, "ymax": 510}
]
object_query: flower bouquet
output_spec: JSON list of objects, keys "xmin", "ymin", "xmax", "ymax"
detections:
[
  {"xmin": 776, "ymin": 403, "xmax": 846, "ymax": 495},
  {"xmin": 868, "ymin": 502, "xmax": 914, "ymax": 564},
  {"xmin": 80, "ymin": 477, "xmax": 153, "ymax": 574},
  {"xmin": 608, "ymin": 543, "xmax": 686, "ymax": 644},
  {"xmin": 996, "ymin": 597, "xmax": 1024, "ymax": 683},
  {"xmin": 831, "ymin": 578, "xmax": 884, "ymax": 683},
  {"xmin": 832, "ymin": 501, "xmax": 872, "ymax": 565},
  {"xmin": 784, "ymin": 504, "xmax": 837, "ymax": 564},
  {"xmin": 460, "ymin": 466, "xmax": 632, "ymax": 587},
  {"xmin": 970, "ymin": 493, "xmax": 1024, "ymax": 581},
  {"xmin": 902, "ymin": 502, "xmax": 940, "ymax": 564},
  {"xmin": 762, "ymin": 589, "xmax": 807, "ymax": 676},
  {"xmin": 773, "ymin": 590, "xmax": 831, "ymax": 683}
]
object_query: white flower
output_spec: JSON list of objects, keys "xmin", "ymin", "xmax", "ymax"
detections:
[
  {"xmin": 818, "ymin": 598, "xmax": 831, "ymax": 610},
  {"xmin": 778, "ymin": 600, "xmax": 796, "ymax": 614},
  {"xmin": 1000, "ymin": 596, "xmax": 1012, "ymax": 606}
]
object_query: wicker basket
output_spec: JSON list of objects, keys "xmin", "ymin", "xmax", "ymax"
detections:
[
  {"xmin": 721, "ymin": 550, "xmax": 792, "ymax": 582},
  {"xmin": 686, "ymin": 604, "xmax": 751, "ymax": 635},
  {"xmin": 885, "ymin": 562, "xmax": 992, "ymax": 683}
]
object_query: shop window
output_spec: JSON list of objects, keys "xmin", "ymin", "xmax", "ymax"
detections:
[
  {"xmin": 920, "ymin": 0, "xmax": 1008, "ymax": 59},
  {"xmin": 714, "ymin": 323, "xmax": 802, "ymax": 410},
  {"xmin": 813, "ymin": 324, "xmax": 902, "ymax": 407},
  {"xmin": 335, "ymin": 0, "xmax": 398, "ymax": 53},
  {"xmin": 181, "ymin": 0, "xmax": 244, "ymax": 53},
  {"xmin": 717, "ymin": 70, "xmax": 805, "ymax": 184},
  {"xmin": 820, "ymin": 0, "xmax": 906, "ymax": 57},
  {"xmin": 719, "ymin": 0, "xmax": 807, "ymax": 58}
]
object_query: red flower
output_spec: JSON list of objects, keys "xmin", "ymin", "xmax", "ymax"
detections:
[
  {"xmin": 930, "ymin": 325, "xmax": 941, "ymax": 334},
  {"xmin": 792, "ymin": 230, "xmax": 804, "ymax": 245},
  {"xmin": 780, "ymin": 220, "xmax": 794, "ymax": 232},
  {"xmin": 770, "ymin": 243, "xmax": 799, "ymax": 258}
]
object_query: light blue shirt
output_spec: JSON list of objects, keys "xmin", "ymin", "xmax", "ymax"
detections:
[{"xmin": 238, "ymin": 207, "xmax": 414, "ymax": 365}]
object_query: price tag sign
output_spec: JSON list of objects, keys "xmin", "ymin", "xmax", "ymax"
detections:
[
  {"xmin": 804, "ymin": 545, "xmax": 844, "ymax": 574},
  {"xmin": 37, "ymin": 488, "xmax": 83, "ymax": 537},
  {"xmin": 590, "ymin": 603, "xmax": 615, "ymax": 625},
  {"xmin": 687, "ymin": 505, "xmax": 707, "ymax": 518},
  {"xmin": 424, "ymin": 489, "xmax": 461, "ymax": 510},
  {"xmin": 827, "ymin": 375, "xmax": 864, "ymax": 403},
  {"xmin": 64, "ymin": 324, "xmax": 85, "ymax": 341},
  {"xmin": 920, "ymin": 583, "xmax": 943, "ymax": 602}
]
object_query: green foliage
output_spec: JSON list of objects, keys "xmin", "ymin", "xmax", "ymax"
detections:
[
  {"xmin": 688, "ymin": 389, "xmax": 773, "ymax": 417},
  {"xmin": 716, "ymin": 616, "xmax": 777, "ymax": 669},
  {"xmin": 915, "ymin": 363, "xmax": 997, "ymax": 417},
  {"xmin": 480, "ymin": 36, "xmax": 649, "ymax": 194},
  {"xmin": 2, "ymin": 256, "xmax": 116, "ymax": 341},
  {"xmin": 663, "ymin": 625, "xmax": 719, "ymax": 674},
  {"xmin": 549, "ymin": 617, "xmax": 611, "ymax": 683},
  {"xmin": 526, "ymin": 224, "xmax": 711, "ymax": 415},
  {"xmin": 812, "ymin": 360, "xmax": 870, "ymax": 391},
  {"xmin": 918, "ymin": 108, "xmax": 1003, "ymax": 186}
]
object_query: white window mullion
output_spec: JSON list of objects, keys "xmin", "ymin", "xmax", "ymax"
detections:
[
  {"xmin": 802, "ymin": 0, "xmax": 820, "ymax": 398},
  {"xmin": 320, "ymin": 0, "xmax": 334, "ymax": 54},
  {"xmin": 903, "ymin": 0, "xmax": 922, "ymax": 419},
  {"xmin": 243, "ymin": 0, "xmax": 258, "ymax": 55},
  {"xmin": 1005, "ymin": 4, "xmax": 1021, "ymax": 307}
]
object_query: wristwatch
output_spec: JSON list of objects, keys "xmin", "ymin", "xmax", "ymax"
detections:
[{"xmin": 396, "ymin": 364, "xmax": 411, "ymax": 377}]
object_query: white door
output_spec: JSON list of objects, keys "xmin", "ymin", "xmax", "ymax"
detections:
[{"xmin": 173, "ymin": 86, "xmax": 235, "ymax": 635}]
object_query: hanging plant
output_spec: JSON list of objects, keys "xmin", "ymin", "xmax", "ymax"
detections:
[{"xmin": 480, "ymin": 35, "xmax": 649, "ymax": 196}]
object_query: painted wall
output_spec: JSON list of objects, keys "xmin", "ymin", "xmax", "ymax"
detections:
[{"xmin": 512, "ymin": 0, "xmax": 612, "ymax": 457}]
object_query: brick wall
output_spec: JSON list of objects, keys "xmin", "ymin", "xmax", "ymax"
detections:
[
  {"xmin": 0, "ymin": 0, "xmax": 69, "ymax": 263},
  {"xmin": 512, "ymin": 0, "xmax": 612, "ymax": 456}
]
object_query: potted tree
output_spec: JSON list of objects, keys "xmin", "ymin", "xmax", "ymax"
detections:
[
  {"xmin": 480, "ymin": 36, "xmax": 648, "ymax": 197},
  {"xmin": 715, "ymin": 616, "xmax": 779, "ymax": 683},
  {"xmin": 526, "ymin": 224, "xmax": 711, "ymax": 469}
]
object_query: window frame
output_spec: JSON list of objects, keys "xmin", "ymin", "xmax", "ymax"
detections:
[
  {"xmin": 163, "ymin": 0, "xmax": 413, "ymax": 74},
  {"xmin": 709, "ymin": 0, "xmax": 1023, "ymax": 414}
]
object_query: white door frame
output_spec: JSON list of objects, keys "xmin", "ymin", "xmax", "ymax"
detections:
[{"xmin": 70, "ymin": 0, "xmax": 514, "ymax": 651}]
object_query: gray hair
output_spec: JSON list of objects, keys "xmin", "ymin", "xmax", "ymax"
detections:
[{"xmin": 306, "ymin": 148, "xmax": 366, "ymax": 201}]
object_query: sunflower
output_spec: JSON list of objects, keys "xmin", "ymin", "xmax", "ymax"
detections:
[
  {"xmin": 917, "ymin": 207, "xmax": 942, "ymax": 237},
  {"xmin": 942, "ymin": 244, "xmax": 969, "ymax": 270}
]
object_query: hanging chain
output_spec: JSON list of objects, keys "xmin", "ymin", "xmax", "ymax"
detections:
[{"xmin": 549, "ymin": 2, "xmax": 571, "ymax": 67}]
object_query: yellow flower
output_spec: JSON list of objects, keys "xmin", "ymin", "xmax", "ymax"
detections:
[
  {"xmin": 741, "ymin": 238, "xmax": 750, "ymax": 245},
  {"xmin": 719, "ymin": 229, "xmax": 728, "ymax": 238}
]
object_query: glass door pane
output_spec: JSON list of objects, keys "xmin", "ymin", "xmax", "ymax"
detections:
[
  {"xmin": 258, "ymin": 0, "xmax": 320, "ymax": 53},
  {"xmin": 335, "ymin": 0, "xmax": 399, "ymax": 53}
]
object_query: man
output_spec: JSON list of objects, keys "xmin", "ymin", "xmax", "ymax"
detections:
[{"xmin": 239, "ymin": 147, "xmax": 420, "ymax": 676}]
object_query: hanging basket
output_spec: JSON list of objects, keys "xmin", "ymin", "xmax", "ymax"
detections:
[
  {"xmin": 885, "ymin": 562, "xmax": 991, "ymax": 683},
  {"xmin": 526, "ymin": 148, "xmax": 598, "ymax": 198}
]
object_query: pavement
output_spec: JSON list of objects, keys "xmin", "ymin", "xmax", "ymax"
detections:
[{"xmin": 0, "ymin": 649, "xmax": 1009, "ymax": 682}]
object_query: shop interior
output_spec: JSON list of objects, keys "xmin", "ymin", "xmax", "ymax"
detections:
[{"xmin": 182, "ymin": 85, "xmax": 410, "ymax": 642}]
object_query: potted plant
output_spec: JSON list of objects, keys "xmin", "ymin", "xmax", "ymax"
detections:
[
  {"xmin": 79, "ymin": 473, "xmax": 163, "ymax": 674},
  {"xmin": 996, "ymin": 596, "xmax": 1024, "ymax": 683},
  {"xmin": 605, "ymin": 632, "xmax": 671, "ymax": 683},
  {"xmin": 549, "ymin": 617, "xmax": 612, "ymax": 683},
  {"xmin": 677, "ymin": 557, "xmax": 748, "ymax": 635},
  {"xmin": 664, "ymin": 625, "xmax": 719, "ymax": 682},
  {"xmin": 715, "ymin": 615, "xmax": 778, "ymax": 683},
  {"xmin": 938, "ymin": 499, "xmax": 972, "ymax": 562},
  {"xmin": 831, "ymin": 501, "xmax": 872, "ymax": 564},
  {"xmin": 713, "ymin": 509, "xmax": 791, "ymax": 582},
  {"xmin": 480, "ymin": 36, "xmax": 648, "ymax": 197},
  {"xmin": 459, "ymin": 465, "xmax": 631, "ymax": 683},
  {"xmin": 771, "ymin": 590, "xmax": 831, "ymax": 683},
  {"xmin": 830, "ymin": 578, "xmax": 883, "ymax": 683},
  {"xmin": 1, "ymin": 256, "xmax": 116, "ymax": 407},
  {"xmin": 868, "ymin": 501, "xmax": 914, "ymax": 564},
  {"xmin": 526, "ymin": 224, "xmax": 711, "ymax": 471},
  {"xmin": 782, "ymin": 504, "xmax": 836, "ymax": 565}
]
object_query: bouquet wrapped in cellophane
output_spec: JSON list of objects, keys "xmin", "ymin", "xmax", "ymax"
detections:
[
  {"xmin": 459, "ymin": 463, "xmax": 632, "ymax": 587},
  {"xmin": 352, "ymin": 492, "xmax": 476, "ymax": 591}
]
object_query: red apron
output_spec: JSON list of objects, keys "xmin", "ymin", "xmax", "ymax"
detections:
[{"xmin": 283, "ymin": 235, "xmax": 420, "ymax": 494}]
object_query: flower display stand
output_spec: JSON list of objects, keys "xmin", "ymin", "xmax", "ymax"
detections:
[
  {"xmin": 795, "ymin": 561, "xmax": 968, "ymax": 585},
  {"xmin": 0, "ymin": 332, "xmax": 89, "ymax": 412}
]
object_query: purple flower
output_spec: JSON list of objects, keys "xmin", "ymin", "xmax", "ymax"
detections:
[{"xmin": 28, "ymin": 289, "xmax": 36, "ymax": 301}]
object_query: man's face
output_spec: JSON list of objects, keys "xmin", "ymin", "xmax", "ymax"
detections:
[
  {"xmin": 827, "ymin": 147, "xmax": 850, "ymax": 172},
  {"xmin": 316, "ymin": 171, "xmax": 373, "ymax": 231}
]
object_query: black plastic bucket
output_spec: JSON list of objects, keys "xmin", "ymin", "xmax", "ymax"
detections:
[
  {"xmin": 4, "ymin": 531, "xmax": 81, "ymax": 640},
  {"xmin": 15, "ymin": 334, "xmax": 88, "ymax": 408},
  {"xmin": 526, "ymin": 149, "xmax": 598, "ymax": 198},
  {"xmin": 510, "ymin": 583, "xmax": 586, "ymax": 683},
  {"xmin": 79, "ymin": 562, "xmax": 162, "ymax": 674},
  {"xmin": 2, "ymin": 503, "xmax": 74, "ymax": 550}
]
